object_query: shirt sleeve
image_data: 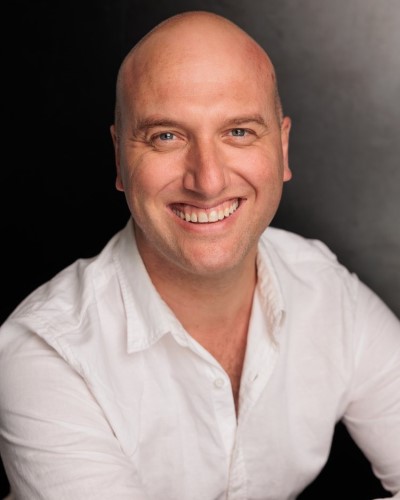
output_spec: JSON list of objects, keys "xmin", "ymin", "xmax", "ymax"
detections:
[
  {"xmin": 342, "ymin": 280, "xmax": 400, "ymax": 498},
  {"xmin": 0, "ymin": 322, "xmax": 149, "ymax": 500}
]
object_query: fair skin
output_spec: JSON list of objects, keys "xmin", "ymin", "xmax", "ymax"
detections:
[{"xmin": 111, "ymin": 12, "xmax": 291, "ymax": 411}]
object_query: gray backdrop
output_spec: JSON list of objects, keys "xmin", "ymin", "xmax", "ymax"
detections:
[{"xmin": 1, "ymin": 1, "xmax": 399, "ymax": 498}]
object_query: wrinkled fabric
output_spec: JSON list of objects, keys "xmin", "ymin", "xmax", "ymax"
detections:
[{"xmin": 0, "ymin": 219, "xmax": 399, "ymax": 500}]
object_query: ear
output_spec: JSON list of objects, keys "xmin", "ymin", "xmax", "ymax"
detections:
[
  {"xmin": 280, "ymin": 116, "xmax": 292, "ymax": 182},
  {"xmin": 110, "ymin": 124, "xmax": 124, "ymax": 192}
]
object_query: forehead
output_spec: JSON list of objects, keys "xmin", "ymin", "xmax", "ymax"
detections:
[
  {"xmin": 118, "ymin": 19, "xmax": 277, "ymax": 124},
  {"xmin": 126, "ymin": 52, "xmax": 274, "ymax": 119}
]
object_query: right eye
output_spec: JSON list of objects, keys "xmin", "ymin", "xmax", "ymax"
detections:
[
  {"xmin": 157, "ymin": 132, "xmax": 176, "ymax": 141},
  {"xmin": 149, "ymin": 130, "xmax": 185, "ymax": 151}
]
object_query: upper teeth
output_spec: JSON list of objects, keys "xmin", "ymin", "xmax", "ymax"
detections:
[{"xmin": 172, "ymin": 199, "xmax": 239, "ymax": 223}]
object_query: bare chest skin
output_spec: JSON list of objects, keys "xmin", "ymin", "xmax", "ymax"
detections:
[
  {"xmin": 192, "ymin": 316, "xmax": 250, "ymax": 416},
  {"xmin": 136, "ymin": 234, "xmax": 258, "ymax": 416}
]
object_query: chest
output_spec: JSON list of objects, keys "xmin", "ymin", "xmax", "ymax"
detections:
[
  {"xmin": 115, "ymin": 335, "xmax": 342, "ymax": 500},
  {"xmin": 194, "ymin": 324, "xmax": 248, "ymax": 412}
]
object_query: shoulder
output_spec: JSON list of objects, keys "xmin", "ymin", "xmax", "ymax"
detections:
[
  {"xmin": 258, "ymin": 226, "xmax": 362, "ymax": 311},
  {"xmin": 260, "ymin": 226, "xmax": 400, "ymax": 334},
  {"xmin": 260, "ymin": 225, "xmax": 351, "ymax": 282},
  {"xmin": 261, "ymin": 226, "xmax": 339, "ymax": 266},
  {"xmin": 0, "ymin": 227, "xmax": 126, "ymax": 360}
]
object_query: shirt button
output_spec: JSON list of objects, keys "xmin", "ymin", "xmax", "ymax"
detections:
[{"xmin": 214, "ymin": 378, "xmax": 225, "ymax": 388}]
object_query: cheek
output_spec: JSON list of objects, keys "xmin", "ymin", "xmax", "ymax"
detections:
[
  {"xmin": 121, "ymin": 154, "xmax": 176, "ymax": 214},
  {"xmin": 238, "ymin": 147, "xmax": 285, "ymax": 188}
]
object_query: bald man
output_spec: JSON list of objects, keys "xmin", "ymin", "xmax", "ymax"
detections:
[{"xmin": 0, "ymin": 11, "xmax": 399, "ymax": 500}]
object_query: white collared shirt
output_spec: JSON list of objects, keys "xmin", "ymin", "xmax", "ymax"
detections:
[{"xmin": 0, "ymin": 219, "xmax": 399, "ymax": 499}]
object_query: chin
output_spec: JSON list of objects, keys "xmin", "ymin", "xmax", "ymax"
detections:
[{"xmin": 177, "ymin": 245, "xmax": 251, "ymax": 277}]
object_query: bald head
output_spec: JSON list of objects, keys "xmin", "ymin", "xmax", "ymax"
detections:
[
  {"xmin": 113, "ymin": 11, "xmax": 283, "ymax": 131},
  {"xmin": 110, "ymin": 10, "xmax": 292, "ymax": 278}
]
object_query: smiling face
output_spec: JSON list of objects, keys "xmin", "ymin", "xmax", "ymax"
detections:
[{"xmin": 111, "ymin": 12, "xmax": 291, "ymax": 280}]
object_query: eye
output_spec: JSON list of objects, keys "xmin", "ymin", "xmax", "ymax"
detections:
[
  {"xmin": 149, "ymin": 130, "xmax": 184, "ymax": 151},
  {"xmin": 158, "ymin": 132, "xmax": 176, "ymax": 141},
  {"xmin": 224, "ymin": 127, "xmax": 258, "ymax": 146},
  {"xmin": 230, "ymin": 128, "xmax": 247, "ymax": 137}
]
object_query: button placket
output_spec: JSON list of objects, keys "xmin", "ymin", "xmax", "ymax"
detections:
[{"xmin": 214, "ymin": 377, "xmax": 225, "ymax": 388}]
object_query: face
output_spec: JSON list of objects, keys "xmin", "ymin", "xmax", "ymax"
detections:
[{"xmin": 111, "ymin": 35, "xmax": 291, "ymax": 279}]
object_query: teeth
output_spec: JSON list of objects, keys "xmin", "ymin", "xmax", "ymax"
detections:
[
  {"xmin": 208, "ymin": 211, "xmax": 219, "ymax": 222},
  {"xmin": 198, "ymin": 212, "xmax": 208, "ymax": 223},
  {"xmin": 172, "ymin": 199, "xmax": 240, "ymax": 224}
]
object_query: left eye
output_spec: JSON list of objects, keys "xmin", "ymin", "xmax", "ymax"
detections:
[
  {"xmin": 230, "ymin": 128, "xmax": 247, "ymax": 137},
  {"xmin": 158, "ymin": 132, "xmax": 176, "ymax": 140}
]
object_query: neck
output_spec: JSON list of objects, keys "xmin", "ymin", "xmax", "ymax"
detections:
[
  {"xmin": 136, "ymin": 240, "xmax": 257, "ymax": 338},
  {"xmin": 135, "ymin": 231, "xmax": 258, "ymax": 414},
  {"xmin": 158, "ymin": 261, "xmax": 257, "ymax": 332}
]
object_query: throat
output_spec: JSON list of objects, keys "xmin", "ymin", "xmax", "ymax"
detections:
[
  {"xmin": 185, "ymin": 295, "xmax": 253, "ymax": 416},
  {"xmin": 139, "ymin": 234, "xmax": 258, "ymax": 414}
]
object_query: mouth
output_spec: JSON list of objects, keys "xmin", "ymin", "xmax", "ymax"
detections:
[{"xmin": 170, "ymin": 198, "xmax": 240, "ymax": 224}]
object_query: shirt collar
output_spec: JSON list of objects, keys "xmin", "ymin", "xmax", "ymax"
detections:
[
  {"xmin": 113, "ymin": 220, "xmax": 286, "ymax": 353},
  {"xmin": 255, "ymin": 230, "xmax": 286, "ymax": 341},
  {"xmin": 113, "ymin": 219, "xmax": 188, "ymax": 353}
]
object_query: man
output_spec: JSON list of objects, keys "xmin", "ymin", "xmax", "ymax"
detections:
[{"xmin": 0, "ymin": 10, "xmax": 399, "ymax": 500}]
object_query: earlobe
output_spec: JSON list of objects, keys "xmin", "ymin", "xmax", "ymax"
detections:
[
  {"xmin": 115, "ymin": 172, "xmax": 124, "ymax": 192},
  {"xmin": 281, "ymin": 116, "xmax": 292, "ymax": 182},
  {"xmin": 110, "ymin": 124, "xmax": 124, "ymax": 192}
]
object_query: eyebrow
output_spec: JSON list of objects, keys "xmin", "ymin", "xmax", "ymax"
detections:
[
  {"xmin": 221, "ymin": 114, "xmax": 269, "ymax": 128},
  {"xmin": 133, "ymin": 114, "xmax": 269, "ymax": 134},
  {"xmin": 134, "ymin": 118, "xmax": 183, "ymax": 134}
]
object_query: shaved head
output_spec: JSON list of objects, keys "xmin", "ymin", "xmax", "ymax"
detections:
[
  {"xmin": 109, "ymin": 9, "xmax": 292, "ymax": 281},
  {"xmin": 113, "ymin": 11, "xmax": 283, "ymax": 132}
]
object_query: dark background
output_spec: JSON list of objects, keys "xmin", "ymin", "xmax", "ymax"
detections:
[{"xmin": 1, "ymin": 1, "xmax": 399, "ymax": 498}]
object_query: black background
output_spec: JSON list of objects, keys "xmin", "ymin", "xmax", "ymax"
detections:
[{"xmin": 1, "ymin": 1, "xmax": 399, "ymax": 497}]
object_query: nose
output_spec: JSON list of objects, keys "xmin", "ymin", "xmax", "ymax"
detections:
[{"xmin": 182, "ymin": 138, "xmax": 228, "ymax": 197}]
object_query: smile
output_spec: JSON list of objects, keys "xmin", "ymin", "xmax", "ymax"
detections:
[{"xmin": 171, "ymin": 199, "xmax": 240, "ymax": 224}]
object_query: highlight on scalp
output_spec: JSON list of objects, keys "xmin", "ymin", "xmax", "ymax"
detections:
[{"xmin": 113, "ymin": 10, "xmax": 285, "ymax": 133}]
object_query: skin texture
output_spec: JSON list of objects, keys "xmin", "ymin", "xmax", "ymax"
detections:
[{"xmin": 110, "ymin": 11, "xmax": 291, "ymax": 410}]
